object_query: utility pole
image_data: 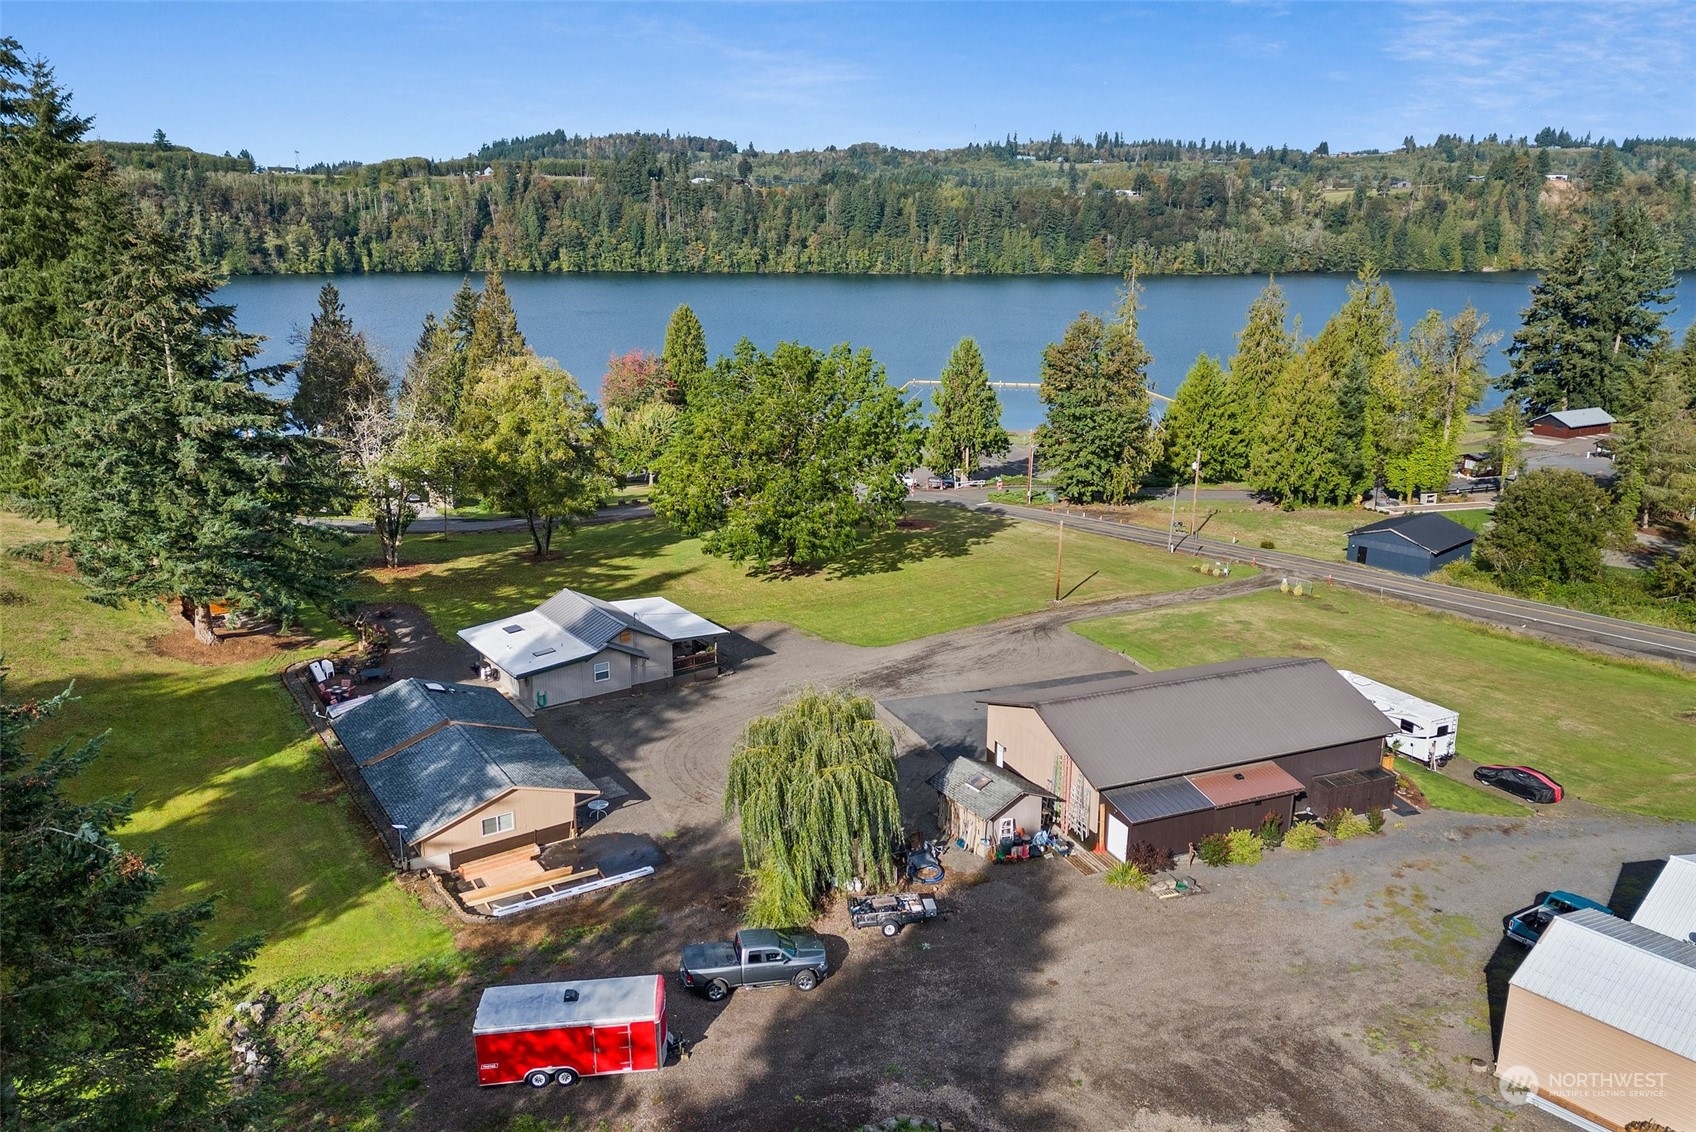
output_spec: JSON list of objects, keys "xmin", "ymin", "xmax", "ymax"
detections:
[
  {"xmin": 1167, "ymin": 480, "xmax": 1180, "ymax": 552},
  {"xmin": 1053, "ymin": 520, "xmax": 1065, "ymax": 601},
  {"xmin": 1026, "ymin": 442, "xmax": 1037, "ymax": 503},
  {"xmin": 1190, "ymin": 449, "xmax": 1203, "ymax": 544}
]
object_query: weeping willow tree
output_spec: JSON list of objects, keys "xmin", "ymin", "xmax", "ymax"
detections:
[{"xmin": 725, "ymin": 687, "xmax": 903, "ymax": 926}]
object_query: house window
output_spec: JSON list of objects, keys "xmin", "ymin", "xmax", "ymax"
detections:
[
  {"xmin": 993, "ymin": 742, "xmax": 1006, "ymax": 768},
  {"xmin": 1400, "ymin": 719, "xmax": 1417, "ymax": 732},
  {"xmin": 480, "ymin": 812, "xmax": 515, "ymax": 837},
  {"xmin": 593, "ymin": 661, "xmax": 612, "ymax": 682}
]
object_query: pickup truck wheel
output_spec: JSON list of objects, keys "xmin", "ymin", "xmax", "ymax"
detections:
[
  {"xmin": 881, "ymin": 922, "xmax": 900, "ymax": 937},
  {"xmin": 793, "ymin": 969, "xmax": 820, "ymax": 992},
  {"xmin": 704, "ymin": 979, "xmax": 730, "ymax": 1002},
  {"xmin": 554, "ymin": 1068, "xmax": 580, "ymax": 1087},
  {"xmin": 525, "ymin": 1069, "xmax": 552, "ymax": 1088}
]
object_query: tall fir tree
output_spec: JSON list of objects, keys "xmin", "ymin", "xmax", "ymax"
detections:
[
  {"xmin": 290, "ymin": 282, "xmax": 388, "ymax": 436},
  {"xmin": 1160, "ymin": 354, "xmax": 1231, "ymax": 482},
  {"xmin": 1229, "ymin": 280, "xmax": 1296, "ymax": 485},
  {"xmin": 1250, "ymin": 344, "xmax": 1355, "ymax": 506},
  {"xmin": 1316, "ymin": 268, "xmax": 1399, "ymax": 499},
  {"xmin": 926, "ymin": 337, "xmax": 1008, "ymax": 478},
  {"xmin": 33, "ymin": 224, "xmax": 355, "ymax": 643},
  {"xmin": 465, "ymin": 269, "xmax": 527, "ymax": 374},
  {"xmin": 1, "ymin": 677, "xmax": 260, "ymax": 1129},
  {"xmin": 662, "ymin": 303, "xmax": 709, "ymax": 401},
  {"xmin": 1036, "ymin": 286, "xmax": 1160, "ymax": 503}
]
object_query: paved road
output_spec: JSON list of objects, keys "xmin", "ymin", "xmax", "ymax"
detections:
[{"xmin": 962, "ymin": 498, "xmax": 1696, "ymax": 669}]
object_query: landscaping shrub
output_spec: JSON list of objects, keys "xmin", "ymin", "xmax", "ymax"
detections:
[
  {"xmin": 1104, "ymin": 862, "xmax": 1150, "ymax": 890},
  {"xmin": 1259, "ymin": 538, "xmax": 1276, "ymax": 550},
  {"xmin": 1366, "ymin": 808, "xmax": 1385, "ymax": 834},
  {"xmin": 1257, "ymin": 812, "xmax": 1284, "ymax": 848},
  {"xmin": 1331, "ymin": 812, "xmax": 1372, "ymax": 840},
  {"xmin": 1197, "ymin": 832, "xmax": 1231, "ymax": 867},
  {"xmin": 1125, "ymin": 840, "xmax": 1175, "ymax": 874},
  {"xmin": 1322, "ymin": 807, "xmax": 1349, "ymax": 836},
  {"xmin": 1224, "ymin": 828, "xmax": 1262, "ymax": 865},
  {"xmin": 1284, "ymin": 822, "xmax": 1323, "ymax": 851}
]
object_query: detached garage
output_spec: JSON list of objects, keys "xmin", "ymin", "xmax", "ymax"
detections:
[
  {"xmin": 1345, "ymin": 512, "xmax": 1477, "ymax": 576},
  {"xmin": 1530, "ymin": 407, "xmax": 1616, "ymax": 439}
]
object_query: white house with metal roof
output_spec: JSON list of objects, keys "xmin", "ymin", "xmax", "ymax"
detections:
[
  {"xmin": 1497, "ymin": 908, "xmax": 1696, "ymax": 1131},
  {"xmin": 1632, "ymin": 853, "xmax": 1696, "ymax": 944},
  {"xmin": 460, "ymin": 587, "xmax": 728, "ymax": 711}
]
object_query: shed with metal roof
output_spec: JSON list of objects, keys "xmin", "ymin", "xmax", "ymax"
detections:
[
  {"xmin": 1497, "ymin": 908, "xmax": 1696, "ymax": 1130},
  {"xmin": 1530, "ymin": 407, "xmax": 1616, "ymax": 439},
  {"xmin": 978, "ymin": 658, "xmax": 1394, "ymax": 858},
  {"xmin": 1345, "ymin": 513, "xmax": 1477, "ymax": 576},
  {"xmin": 928, "ymin": 757, "xmax": 1054, "ymax": 858}
]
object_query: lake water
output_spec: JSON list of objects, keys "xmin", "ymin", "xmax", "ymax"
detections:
[{"xmin": 220, "ymin": 272, "xmax": 1696, "ymax": 430}]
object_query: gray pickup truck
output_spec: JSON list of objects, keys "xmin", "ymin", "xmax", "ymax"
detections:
[{"xmin": 678, "ymin": 929, "xmax": 829, "ymax": 1001}]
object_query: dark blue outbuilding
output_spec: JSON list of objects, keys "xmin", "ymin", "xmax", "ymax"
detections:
[{"xmin": 1345, "ymin": 512, "xmax": 1477, "ymax": 577}]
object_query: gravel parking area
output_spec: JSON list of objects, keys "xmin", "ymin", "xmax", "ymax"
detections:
[{"xmin": 336, "ymin": 593, "xmax": 1693, "ymax": 1131}]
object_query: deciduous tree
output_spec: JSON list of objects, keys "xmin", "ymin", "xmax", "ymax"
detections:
[
  {"xmin": 653, "ymin": 339, "xmax": 922, "ymax": 570},
  {"xmin": 458, "ymin": 355, "xmax": 609, "ymax": 556},
  {"xmin": 725, "ymin": 687, "xmax": 902, "ymax": 927},
  {"xmin": 1476, "ymin": 468, "xmax": 1610, "ymax": 589},
  {"xmin": 600, "ymin": 348, "xmax": 678, "ymax": 413},
  {"xmin": 926, "ymin": 337, "xmax": 1008, "ymax": 478},
  {"xmin": 604, "ymin": 400, "xmax": 679, "ymax": 486},
  {"xmin": 1, "ymin": 677, "xmax": 260, "ymax": 1129},
  {"xmin": 1036, "ymin": 287, "xmax": 1160, "ymax": 503},
  {"xmin": 339, "ymin": 394, "xmax": 425, "ymax": 567}
]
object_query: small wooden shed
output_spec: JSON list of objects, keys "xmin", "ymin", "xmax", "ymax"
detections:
[{"xmin": 928, "ymin": 757, "xmax": 1054, "ymax": 858}]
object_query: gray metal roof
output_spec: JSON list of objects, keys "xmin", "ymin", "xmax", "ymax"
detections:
[
  {"xmin": 1347, "ymin": 512, "xmax": 1476, "ymax": 555},
  {"xmin": 1632, "ymin": 854, "xmax": 1696, "ymax": 943},
  {"xmin": 980, "ymin": 658, "xmax": 1393, "ymax": 791},
  {"xmin": 928, "ymin": 757, "xmax": 1055, "ymax": 822},
  {"xmin": 333, "ymin": 679, "xmax": 532, "ymax": 765},
  {"xmin": 461, "ymin": 587, "xmax": 725, "ymax": 678},
  {"xmin": 1102, "ymin": 777, "xmax": 1213, "ymax": 824},
  {"xmin": 1532, "ymin": 407, "xmax": 1616, "ymax": 428},
  {"xmin": 473, "ymin": 975, "xmax": 662, "ymax": 1034},
  {"xmin": 1511, "ymin": 908, "xmax": 1696, "ymax": 1059},
  {"xmin": 537, "ymin": 587, "xmax": 640, "ymax": 646}
]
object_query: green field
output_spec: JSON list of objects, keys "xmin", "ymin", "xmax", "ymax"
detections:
[
  {"xmin": 1074, "ymin": 587, "xmax": 1696, "ymax": 822},
  {"xmin": 363, "ymin": 503, "xmax": 1247, "ymax": 647},
  {"xmin": 0, "ymin": 515, "xmax": 455, "ymax": 985},
  {"xmin": 1397, "ymin": 761, "xmax": 1528, "ymax": 817}
]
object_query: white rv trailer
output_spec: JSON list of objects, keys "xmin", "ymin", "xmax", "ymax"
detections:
[{"xmin": 1338, "ymin": 670, "xmax": 1459, "ymax": 767}]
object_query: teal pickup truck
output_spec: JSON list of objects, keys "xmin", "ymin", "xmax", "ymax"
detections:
[{"xmin": 1503, "ymin": 891, "xmax": 1613, "ymax": 946}]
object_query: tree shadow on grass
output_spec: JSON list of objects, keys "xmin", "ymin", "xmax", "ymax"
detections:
[{"xmin": 822, "ymin": 503, "xmax": 1011, "ymax": 580}]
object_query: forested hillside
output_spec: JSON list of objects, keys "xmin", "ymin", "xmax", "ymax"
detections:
[{"xmin": 107, "ymin": 130, "xmax": 1696, "ymax": 276}]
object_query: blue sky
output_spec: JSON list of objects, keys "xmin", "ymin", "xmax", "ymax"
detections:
[{"xmin": 7, "ymin": 2, "xmax": 1693, "ymax": 167}]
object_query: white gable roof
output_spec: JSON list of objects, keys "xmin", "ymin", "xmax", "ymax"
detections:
[
  {"xmin": 458, "ymin": 609, "xmax": 601, "ymax": 677},
  {"xmin": 1511, "ymin": 908, "xmax": 1696, "ymax": 1059},
  {"xmin": 1633, "ymin": 854, "xmax": 1696, "ymax": 943},
  {"xmin": 608, "ymin": 597, "xmax": 728, "ymax": 643}
]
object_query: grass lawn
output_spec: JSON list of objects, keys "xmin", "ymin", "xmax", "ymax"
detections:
[
  {"xmin": 1073, "ymin": 586, "xmax": 1696, "ymax": 822},
  {"xmin": 0, "ymin": 515, "xmax": 455, "ymax": 985},
  {"xmin": 1397, "ymin": 761, "xmax": 1528, "ymax": 817},
  {"xmin": 364, "ymin": 503, "xmax": 1249, "ymax": 647}
]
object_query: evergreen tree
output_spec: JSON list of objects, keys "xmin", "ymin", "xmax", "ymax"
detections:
[
  {"xmin": 290, "ymin": 282, "xmax": 388, "ymax": 436},
  {"xmin": 1229, "ymin": 281, "xmax": 1296, "ymax": 483},
  {"xmin": 926, "ymin": 337, "xmax": 1008, "ymax": 478},
  {"xmin": 661, "ymin": 303, "xmax": 709, "ymax": 400},
  {"xmin": 653, "ymin": 339, "xmax": 922, "ymax": 570},
  {"xmin": 1, "ymin": 677, "xmax": 260, "ymax": 1129},
  {"xmin": 458, "ymin": 355, "xmax": 610, "ymax": 555},
  {"xmin": 1317, "ymin": 268, "xmax": 1399, "ymax": 497},
  {"xmin": 1160, "ymin": 354, "xmax": 1231, "ymax": 482},
  {"xmin": 0, "ymin": 41, "xmax": 119, "ymax": 503},
  {"xmin": 465, "ymin": 269, "xmax": 527, "ymax": 373},
  {"xmin": 1369, "ymin": 306, "xmax": 1495, "ymax": 499},
  {"xmin": 1503, "ymin": 207, "xmax": 1674, "ymax": 414},
  {"xmin": 1250, "ymin": 345, "xmax": 1355, "ymax": 506},
  {"xmin": 33, "ymin": 224, "xmax": 355, "ymax": 644},
  {"xmin": 1476, "ymin": 468, "xmax": 1610, "ymax": 589},
  {"xmin": 1615, "ymin": 366, "xmax": 1696, "ymax": 529},
  {"xmin": 400, "ymin": 280, "xmax": 480, "ymax": 428},
  {"xmin": 725, "ymin": 687, "xmax": 902, "ymax": 927},
  {"xmin": 1036, "ymin": 287, "xmax": 1160, "ymax": 503}
]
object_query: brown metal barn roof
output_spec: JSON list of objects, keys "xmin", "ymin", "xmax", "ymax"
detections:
[
  {"xmin": 979, "ymin": 658, "xmax": 1392, "ymax": 791},
  {"xmin": 1188, "ymin": 761, "xmax": 1306, "ymax": 807}
]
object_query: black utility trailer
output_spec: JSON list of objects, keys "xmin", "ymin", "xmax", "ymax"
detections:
[{"xmin": 848, "ymin": 893, "xmax": 939, "ymax": 937}]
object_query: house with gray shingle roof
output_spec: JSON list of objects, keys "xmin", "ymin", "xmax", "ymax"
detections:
[
  {"xmin": 331, "ymin": 679, "xmax": 599, "ymax": 870},
  {"xmin": 459, "ymin": 586, "xmax": 728, "ymax": 711},
  {"xmin": 927, "ymin": 757, "xmax": 1054, "ymax": 858}
]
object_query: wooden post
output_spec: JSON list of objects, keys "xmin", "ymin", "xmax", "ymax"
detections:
[
  {"xmin": 1190, "ymin": 448, "xmax": 1202, "ymax": 545},
  {"xmin": 1054, "ymin": 520, "xmax": 1065, "ymax": 601},
  {"xmin": 1026, "ymin": 443, "xmax": 1036, "ymax": 503}
]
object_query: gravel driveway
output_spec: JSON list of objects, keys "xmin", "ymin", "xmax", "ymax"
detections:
[{"xmin": 328, "ymin": 589, "xmax": 1692, "ymax": 1132}]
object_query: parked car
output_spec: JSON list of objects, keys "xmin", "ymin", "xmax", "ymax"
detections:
[
  {"xmin": 1502, "ymin": 891, "xmax": 1613, "ymax": 947},
  {"xmin": 678, "ymin": 929, "xmax": 828, "ymax": 1001},
  {"xmin": 926, "ymin": 475, "xmax": 956, "ymax": 490},
  {"xmin": 901, "ymin": 473, "xmax": 919, "ymax": 489},
  {"xmin": 473, "ymin": 975, "xmax": 670, "ymax": 1088},
  {"xmin": 961, "ymin": 476, "xmax": 986, "ymax": 488},
  {"xmin": 1473, "ymin": 764, "xmax": 1564, "ymax": 804}
]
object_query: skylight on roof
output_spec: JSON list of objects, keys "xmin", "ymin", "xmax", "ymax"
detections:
[
  {"xmin": 502, "ymin": 624, "xmax": 524, "ymax": 634},
  {"xmin": 966, "ymin": 772, "xmax": 992, "ymax": 791},
  {"xmin": 532, "ymin": 647, "xmax": 556, "ymax": 657}
]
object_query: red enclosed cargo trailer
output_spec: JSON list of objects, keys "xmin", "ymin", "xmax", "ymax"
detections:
[{"xmin": 473, "ymin": 974, "xmax": 668, "ymax": 1088}]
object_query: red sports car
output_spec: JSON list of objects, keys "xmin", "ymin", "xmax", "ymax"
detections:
[{"xmin": 1473, "ymin": 765, "xmax": 1564, "ymax": 804}]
